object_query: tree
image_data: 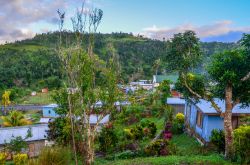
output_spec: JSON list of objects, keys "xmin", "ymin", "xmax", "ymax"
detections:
[
  {"xmin": 173, "ymin": 33, "xmax": 250, "ymax": 158},
  {"xmin": 56, "ymin": 5, "xmax": 119, "ymax": 165},
  {"xmin": 1, "ymin": 110, "xmax": 32, "ymax": 127},
  {"xmin": 2, "ymin": 90, "xmax": 11, "ymax": 115}
]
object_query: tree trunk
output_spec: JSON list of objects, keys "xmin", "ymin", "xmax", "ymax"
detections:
[
  {"xmin": 68, "ymin": 93, "xmax": 78, "ymax": 165},
  {"xmin": 84, "ymin": 123, "xmax": 94, "ymax": 165},
  {"xmin": 224, "ymin": 83, "xmax": 234, "ymax": 158}
]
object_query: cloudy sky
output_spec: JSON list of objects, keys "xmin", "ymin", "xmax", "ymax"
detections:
[{"xmin": 1, "ymin": 0, "xmax": 250, "ymax": 43}]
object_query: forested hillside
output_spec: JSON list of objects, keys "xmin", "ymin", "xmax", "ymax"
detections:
[{"xmin": 0, "ymin": 32, "xmax": 238, "ymax": 90}]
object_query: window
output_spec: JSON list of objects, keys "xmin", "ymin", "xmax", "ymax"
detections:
[
  {"xmin": 48, "ymin": 110, "xmax": 51, "ymax": 114},
  {"xmin": 196, "ymin": 111, "xmax": 203, "ymax": 128}
]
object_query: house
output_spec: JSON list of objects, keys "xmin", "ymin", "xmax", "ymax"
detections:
[
  {"xmin": 130, "ymin": 80, "xmax": 153, "ymax": 90},
  {"xmin": 42, "ymin": 104, "xmax": 58, "ymax": 118},
  {"xmin": 166, "ymin": 98, "xmax": 186, "ymax": 115},
  {"xmin": 185, "ymin": 99, "xmax": 250, "ymax": 144},
  {"xmin": 0, "ymin": 124, "xmax": 48, "ymax": 157},
  {"xmin": 152, "ymin": 74, "xmax": 178, "ymax": 88}
]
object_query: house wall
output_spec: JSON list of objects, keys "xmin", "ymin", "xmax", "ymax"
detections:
[
  {"xmin": 43, "ymin": 107, "xmax": 58, "ymax": 118},
  {"xmin": 204, "ymin": 116, "xmax": 224, "ymax": 141},
  {"xmin": 169, "ymin": 104, "xmax": 185, "ymax": 115},
  {"xmin": 185, "ymin": 102, "xmax": 224, "ymax": 142},
  {"xmin": 28, "ymin": 140, "xmax": 46, "ymax": 157}
]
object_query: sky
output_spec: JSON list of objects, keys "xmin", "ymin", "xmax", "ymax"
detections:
[{"xmin": 1, "ymin": 0, "xmax": 250, "ymax": 44}]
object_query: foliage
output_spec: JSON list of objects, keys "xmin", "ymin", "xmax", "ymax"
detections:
[
  {"xmin": 1, "ymin": 110, "xmax": 32, "ymax": 127},
  {"xmin": 124, "ymin": 125, "xmax": 144, "ymax": 141},
  {"xmin": 210, "ymin": 129, "xmax": 225, "ymax": 153},
  {"xmin": 2, "ymin": 90, "xmax": 11, "ymax": 106},
  {"xmin": 0, "ymin": 31, "xmax": 237, "ymax": 89},
  {"xmin": 233, "ymin": 125, "xmax": 250, "ymax": 164},
  {"xmin": 13, "ymin": 153, "xmax": 28, "ymax": 165},
  {"xmin": 0, "ymin": 152, "xmax": 7, "ymax": 165},
  {"xmin": 6, "ymin": 128, "xmax": 32, "ymax": 154},
  {"xmin": 157, "ymin": 80, "xmax": 171, "ymax": 104},
  {"xmin": 171, "ymin": 113, "xmax": 185, "ymax": 134},
  {"xmin": 98, "ymin": 123, "xmax": 118, "ymax": 153},
  {"xmin": 208, "ymin": 50, "xmax": 250, "ymax": 103},
  {"xmin": 46, "ymin": 117, "xmax": 71, "ymax": 145},
  {"xmin": 118, "ymin": 104, "xmax": 145, "ymax": 125},
  {"xmin": 144, "ymin": 139, "xmax": 177, "ymax": 156},
  {"xmin": 166, "ymin": 30, "xmax": 202, "ymax": 72},
  {"xmin": 32, "ymin": 146, "xmax": 71, "ymax": 165}
]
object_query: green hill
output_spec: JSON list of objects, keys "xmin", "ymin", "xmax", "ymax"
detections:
[{"xmin": 0, "ymin": 32, "xmax": 238, "ymax": 92}]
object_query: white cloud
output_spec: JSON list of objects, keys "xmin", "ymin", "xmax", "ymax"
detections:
[{"xmin": 140, "ymin": 21, "xmax": 250, "ymax": 40}]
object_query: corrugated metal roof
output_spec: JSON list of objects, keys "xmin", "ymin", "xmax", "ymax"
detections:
[
  {"xmin": 167, "ymin": 98, "xmax": 186, "ymax": 105},
  {"xmin": 0, "ymin": 124, "xmax": 48, "ymax": 144},
  {"xmin": 39, "ymin": 118, "xmax": 51, "ymax": 123},
  {"xmin": 42, "ymin": 104, "xmax": 58, "ymax": 108},
  {"xmin": 89, "ymin": 114, "xmax": 109, "ymax": 124},
  {"xmin": 195, "ymin": 99, "xmax": 250, "ymax": 114}
]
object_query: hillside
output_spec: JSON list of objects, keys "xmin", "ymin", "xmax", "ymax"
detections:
[{"xmin": 0, "ymin": 32, "xmax": 238, "ymax": 91}]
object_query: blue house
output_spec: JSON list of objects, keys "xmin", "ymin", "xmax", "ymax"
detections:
[
  {"xmin": 185, "ymin": 99, "xmax": 250, "ymax": 144},
  {"xmin": 42, "ymin": 104, "xmax": 58, "ymax": 118}
]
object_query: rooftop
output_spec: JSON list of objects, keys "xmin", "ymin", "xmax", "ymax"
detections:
[
  {"xmin": 194, "ymin": 99, "xmax": 250, "ymax": 114},
  {"xmin": 153, "ymin": 74, "xmax": 179, "ymax": 83},
  {"xmin": 167, "ymin": 98, "xmax": 186, "ymax": 105},
  {"xmin": 0, "ymin": 124, "xmax": 48, "ymax": 144}
]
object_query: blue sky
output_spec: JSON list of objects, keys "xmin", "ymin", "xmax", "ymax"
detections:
[{"xmin": 1, "ymin": 0, "xmax": 250, "ymax": 43}]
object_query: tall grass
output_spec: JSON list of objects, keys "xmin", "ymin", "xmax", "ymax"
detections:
[{"xmin": 29, "ymin": 146, "xmax": 71, "ymax": 165}]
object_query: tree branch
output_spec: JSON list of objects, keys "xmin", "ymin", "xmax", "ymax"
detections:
[
  {"xmin": 241, "ymin": 72, "xmax": 250, "ymax": 81},
  {"xmin": 181, "ymin": 73, "xmax": 222, "ymax": 114}
]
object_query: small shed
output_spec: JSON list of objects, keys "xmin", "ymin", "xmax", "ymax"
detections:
[
  {"xmin": 166, "ymin": 98, "xmax": 186, "ymax": 115},
  {"xmin": 185, "ymin": 99, "xmax": 250, "ymax": 144},
  {"xmin": 0, "ymin": 124, "xmax": 48, "ymax": 157},
  {"xmin": 42, "ymin": 104, "xmax": 58, "ymax": 118}
]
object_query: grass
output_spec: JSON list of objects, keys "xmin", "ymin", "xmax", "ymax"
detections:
[
  {"xmin": 171, "ymin": 134, "xmax": 213, "ymax": 156},
  {"xmin": 94, "ymin": 155, "xmax": 232, "ymax": 165},
  {"xmin": 20, "ymin": 92, "xmax": 54, "ymax": 105}
]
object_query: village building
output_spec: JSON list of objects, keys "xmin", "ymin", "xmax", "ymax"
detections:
[
  {"xmin": 185, "ymin": 98, "xmax": 250, "ymax": 144},
  {"xmin": 0, "ymin": 124, "xmax": 48, "ymax": 158},
  {"xmin": 166, "ymin": 97, "xmax": 186, "ymax": 115}
]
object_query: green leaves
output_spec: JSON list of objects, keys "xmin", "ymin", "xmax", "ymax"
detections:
[{"xmin": 166, "ymin": 31, "xmax": 202, "ymax": 72}]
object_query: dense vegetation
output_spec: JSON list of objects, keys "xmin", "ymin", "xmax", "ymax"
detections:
[{"xmin": 0, "ymin": 32, "xmax": 237, "ymax": 92}]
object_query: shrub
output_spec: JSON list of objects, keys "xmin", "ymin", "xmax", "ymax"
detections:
[
  {"xmin": 13, "ymin": 154, "xmax": 28, "ymax": 165},
  {"xmin": 98, "ymin": 123, "xmax": 118, "ymax": 153},
  {"xmin": 234, "ymin": 125, "xmax": 250, "ymax": 164},
  {"xmin": 0, "ymin": 152, "xmax": 7, "ymax": 165},
  {"xmin": 210, "ymin": 129, "xmax": 225, "ymax": 153},
  {"xmin": 144, "ymin": 139, "xmax": 176, "ymax": 156},
  {"xmin": 171, "ymin": 113, "xmax": 185, "ymax": 134},
  {"xmin": 36, "ymin": 146, "xmax": 71, "ymax": 165},
  {"xmin": 148, "ymin": 122, "xmax": 157, "ymax": 138},
  {"xmin": 124, "ymin": 125, "xmax": 144, "ymax": 141}
]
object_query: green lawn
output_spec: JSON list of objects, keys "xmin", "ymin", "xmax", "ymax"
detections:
[
  {"xmin": 171, "ymin": 134, "xmax": 213, "ymax": 156},
  {"xmin": 20, "ymin": 92, "xmax": 54, "ymax": 105},
  {"xmin": 95, "ymin": 155, "xmax": 232, "ymax": 165}
]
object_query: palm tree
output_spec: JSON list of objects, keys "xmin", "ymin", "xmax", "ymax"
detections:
[{"xmin": 1, "ymin": 111, "xmax": 32, "ymax": 127}]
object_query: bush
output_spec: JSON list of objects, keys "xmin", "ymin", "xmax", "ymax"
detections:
[
  {"xmin": 234, "ymin": 125, "xmax": 250, "ymax": 164},
  {"xmin": 98, "ymin": 123, "xmax": 118, "ymax": 153},
  {"xmin": 0, "ymin": 152, "xmax": 7, "ymax": 165},
  {"xmin": 36, "ymin": 146, "xmax": 71, "ymax": 165},
  {"xmin": 210, "ymin": 129, "xmax": 225, "ymax": 153},
  {"xmin": 13, "ymin": 154, "xmax": 28, "ymax": 165},
  {"xmin": 148, "ymin": 122, "xmax": 157, "ymax": 138},
  {"xmin": 171, "ymin": 113, "xmax": 185, "ymax": 134},
  {"xmin": 144, "ymin": 139, "xmax": 177, "ymax": 156}
]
